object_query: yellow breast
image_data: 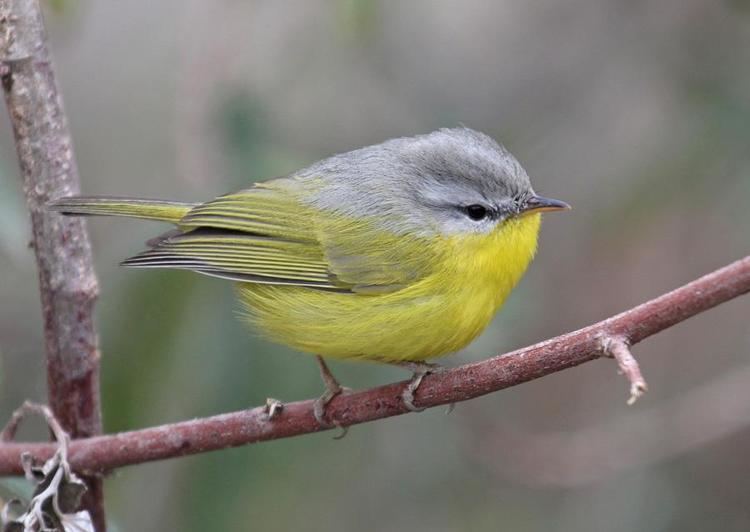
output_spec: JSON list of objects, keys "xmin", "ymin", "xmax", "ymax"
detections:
[{"xmin": 238, "ymin": 213, "xmax": 541, "ymax": 362}]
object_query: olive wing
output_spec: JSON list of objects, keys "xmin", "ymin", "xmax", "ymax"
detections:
[{"xmin": 122, "ymin": 182, "xmax": 436, "ymax": 292}]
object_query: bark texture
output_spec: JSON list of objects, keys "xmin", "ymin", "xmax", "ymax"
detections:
[{"xmin": 1, "ymin": 1, "xmax": 105, "ymax": 529}]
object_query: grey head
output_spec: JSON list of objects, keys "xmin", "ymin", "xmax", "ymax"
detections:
[{"xmin": 293, "ymin": 127, "xmax": 568, "ymax": 237}]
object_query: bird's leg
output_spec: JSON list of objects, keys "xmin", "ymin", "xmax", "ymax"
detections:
[
  {"xmin": 394, "ymin": 361, "xmax": 446, "ymax": 412},
  {"xmin": 313, "ymin": 355, "xmax": 349, "ymax": 428}
]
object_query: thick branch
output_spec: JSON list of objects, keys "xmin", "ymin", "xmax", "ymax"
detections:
[
  {"xmin": 0, "ymin": 0, "xmax": 104, "ymax": 528},
  {"xmin": 0, "ymin": 255, "xmax": 746, "ymax": 475}
]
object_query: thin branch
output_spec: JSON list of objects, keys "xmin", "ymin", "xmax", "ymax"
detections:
[
  {"xmin": 601, "ymin": 336, "xmax": 648, "ymax": 405},
  {"xmin": 0, "ymin": 255, "xmax": 746, "ymax": 475},
  {"xmin": 0, "ymin": 0, "xmax": 104, "ymax": 528},
  {"xmin": 1, "ymin": 402, "xmax": 67, "ymax": 447}
]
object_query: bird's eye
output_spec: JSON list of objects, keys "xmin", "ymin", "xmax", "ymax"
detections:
[{"xmin": 464, "ymin": 204, "xmax": 488, "ymax": 221}]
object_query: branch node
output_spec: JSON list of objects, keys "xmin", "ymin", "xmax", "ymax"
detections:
[
  {"xmin": 263, "ymin": 398, "xmax": 284, "ymax": 420},
  {"xmin": 601, "ymin": 336, "xmax": 648, "ymax": 405}
]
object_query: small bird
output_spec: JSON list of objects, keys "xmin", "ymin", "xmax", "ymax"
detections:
[{"xmin": 51, "ymin": 127, "xmax": 569, "ymax": 423}]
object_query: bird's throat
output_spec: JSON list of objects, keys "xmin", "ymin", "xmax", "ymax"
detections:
[{"xmin": 446, "ymin": 213, "xmax": 541, "ymax": 308}]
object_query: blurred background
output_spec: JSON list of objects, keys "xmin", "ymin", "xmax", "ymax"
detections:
[{"xmin": 1, "ymin": 1, "xmax": 749, "ymax": 530}]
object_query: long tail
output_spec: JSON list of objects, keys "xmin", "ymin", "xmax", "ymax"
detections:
[{"xmin": 49, "ymin": 196, "xmax": 196, "ymax": 224}]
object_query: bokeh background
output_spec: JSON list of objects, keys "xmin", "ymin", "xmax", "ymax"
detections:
[{"xmin": 2, "ymin": 1, "xmax": 750, "ymax": 530}]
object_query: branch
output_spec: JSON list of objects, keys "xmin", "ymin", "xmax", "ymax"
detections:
[
  {"xmin": 0, "ymin": 255, "xmax": 746, "ymax": 475},
  {"xmin": 602, "ymin": 337, "xmax": 648, "ymax": 405},
  {"xmin": 1, "ymin": 0, "xmax": 104, "ymax": 528}
]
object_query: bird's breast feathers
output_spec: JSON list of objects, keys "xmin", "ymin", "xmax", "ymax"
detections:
[{"xmin": 239, "ymin": 211, "xmax": 541, "ymax": 362}]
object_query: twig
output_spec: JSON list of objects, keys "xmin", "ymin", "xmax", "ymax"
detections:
[
  {"xmin": 0, "ymin": 0, "xmax": 105, "ymax": 528},
  {"xmin": 601, "ymin": 337, "xmax": 648, "ymax": 405},
  {"xmin": 1, "ymin": 402, "xmax": 67, "ymax": 447},
  {"xmin": 0, "ymin": 255, "xmax": 746, "ymax": 475}
]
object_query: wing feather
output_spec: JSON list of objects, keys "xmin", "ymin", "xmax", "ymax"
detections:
[
  {"xmin": 122, "ymin": 229, "xmax": 338, "ymax": 288},
  {"xmin": 122, "ymin": 181, "xmax": 438, "ymax": 292}
]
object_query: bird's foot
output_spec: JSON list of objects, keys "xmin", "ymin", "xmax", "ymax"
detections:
[
  {"xmin": 312, "ymin": 385, "xmax": 345, "ymax": 426},
  {"xmin": 313, "ymin": 356, "xmax": 351, "ymax": 437},
  {"xmin": 396, "ymin": 361, "xmax": 446, "ymax": 412}
]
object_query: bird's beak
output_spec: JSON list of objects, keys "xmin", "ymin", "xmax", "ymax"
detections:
[{"xmin": 521, "ymin": 195, "xmax": 571, "ymax": 215}]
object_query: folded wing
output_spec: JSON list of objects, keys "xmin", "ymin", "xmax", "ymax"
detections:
[{"xmin": 122, "ymin": 180, "xmax": 437, "ymax": 293}]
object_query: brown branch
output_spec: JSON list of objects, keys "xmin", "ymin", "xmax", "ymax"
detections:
[
  {"xmin": 0, "ymin": 255, "xmax": 746, "ymax": 475},
  {"xmin": 0, "ymin": 0, "xmax": 105, "ymax": 528},
  {"xmin": 1, "ymin": 402, "xmax": 67, "ymax": 446},
  {"xmin": 601, "ymin": 337, "xmax": 648, "ymax": 405}
]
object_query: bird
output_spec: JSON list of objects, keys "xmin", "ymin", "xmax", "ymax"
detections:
[{"xmin": 50, "ymin": 127, "xmax": 569, "ymax": 424}]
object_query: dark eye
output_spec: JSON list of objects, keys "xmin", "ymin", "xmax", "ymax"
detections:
[{"xmin": 464, "ymin": 204, "xmax": 488, "ymax": 221}]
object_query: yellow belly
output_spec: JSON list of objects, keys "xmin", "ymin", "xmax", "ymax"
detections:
[{"xmin": 237, "ymin": 214, "xmax": 541, "ymax": 362}]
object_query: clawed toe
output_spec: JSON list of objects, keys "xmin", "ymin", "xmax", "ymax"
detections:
[
  {"xmin": 313, "ymin": 388, "xmax": 351, "ymax": 439},
  {"xmin": 397, "ymin": 361, "xmax": 446, "ymax": 412},
  {"xmin": 402, "ymin": 373, "xmax": 427, "ymax": 412},
  {"xmin": 309, "ymin": 356, "xmax": 446, "ymax": 428},
  {"xmin": 312, "ymin": 356, "xmax": 352, "ymax": 437},
  {"xmin": 313, "ymin": 386, "xmax": 343, "ymax": 427}
]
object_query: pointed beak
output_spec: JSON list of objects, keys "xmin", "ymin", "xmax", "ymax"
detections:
[{"xmin": 521, "ymin": 195, "xmax": 571, "ymax": 214}]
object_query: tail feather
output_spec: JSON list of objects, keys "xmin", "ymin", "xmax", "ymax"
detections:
[{"xmin": 49, "ymin": 196, "xmax": 196, "ymax": 224}]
